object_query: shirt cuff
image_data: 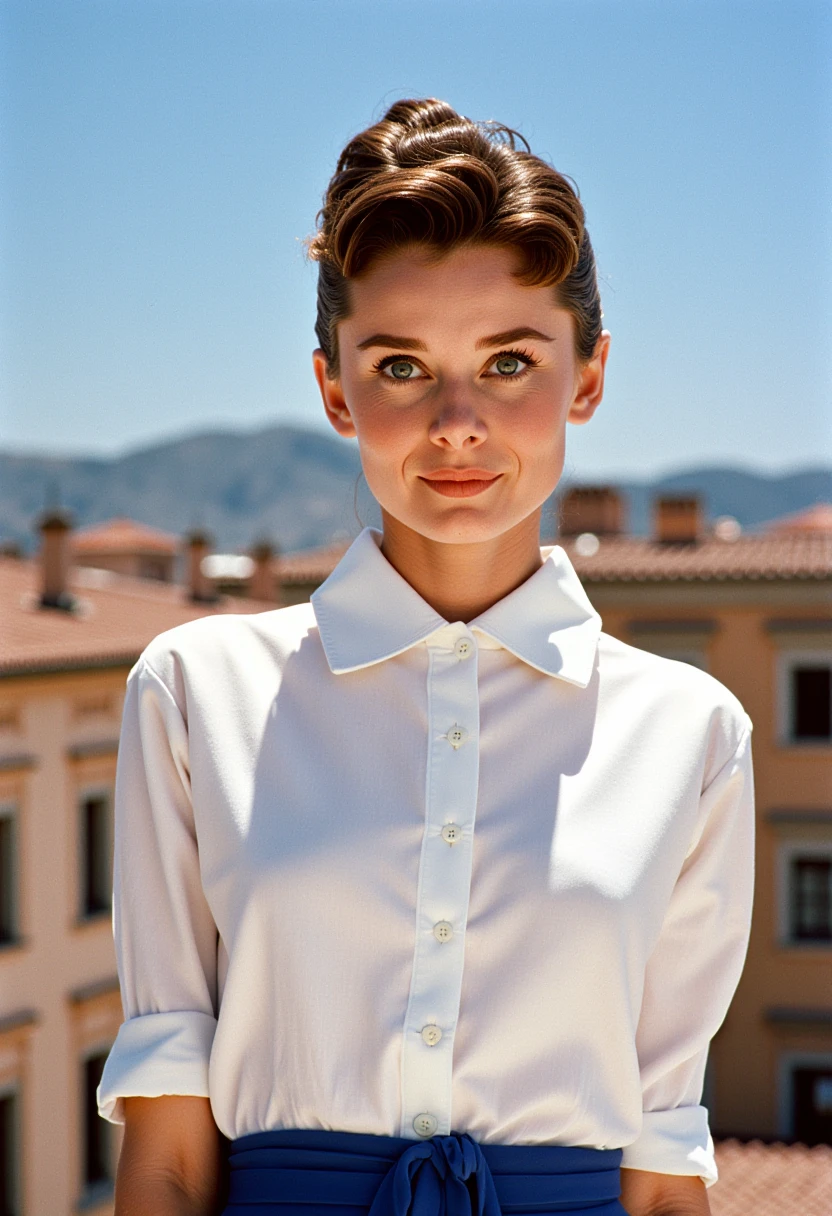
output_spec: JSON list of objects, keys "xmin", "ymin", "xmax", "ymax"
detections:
[
  {"xmin": 621, "ymin": 1107, "xmax": 718, "ymax": 1186},
  {"xmin": 97, "ymin": 1010, "xmax": 217, "ymax": 1124}
]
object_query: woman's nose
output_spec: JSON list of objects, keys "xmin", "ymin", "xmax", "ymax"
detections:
[{"xmin": 428, "ymin": 394, "xmax": 488, "ymax": 449}]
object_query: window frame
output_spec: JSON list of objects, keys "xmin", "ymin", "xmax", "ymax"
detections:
[
  {"xmin": 76, "ymin": 784, "xmax": 113, "ymax": 924},
  {"xmin": 0, "ymin": 802, "xmax": 19, "ymax": 948},
  {"xmin": 776, "ymin": 840, "xmax": 832, "ymax": 950},
  {"xmin": 78, "ymin": 1049, "xmax": 114, "ymax": 1208},
  {"xmin": 0, "ymin": 1084, "xmax": 20, "ymax": 1216},
  {"xmin": 777, "ymin": 1050, "xmax": 832, "ymax": 1138},
  {"xmin": 776, "ymin": 648, "xmax": 832, "ymax": 748}
]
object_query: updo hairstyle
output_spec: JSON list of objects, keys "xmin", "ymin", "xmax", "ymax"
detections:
[{"xmin": 308, "ymin": 98, "xmax": 603, "ymax": 377}]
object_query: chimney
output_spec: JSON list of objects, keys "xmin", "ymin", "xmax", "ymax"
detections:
[
  {"xmin": 653, "ymin": 494, "xmax": 703, "ymax": 544},
  {"xmin": 185, "ymin": 530, "xmax": 217, "ymax": 602},
  {"xmin": 558, "ymin": 486, "xmax": 626, "ymax": 538},
  {"xmin": 38, "ymin": 508, "xmax": 76, "ymax": 610},
  {"xmin": 249, "ymin": 539, "xmax": 280, "ymax": 604}
]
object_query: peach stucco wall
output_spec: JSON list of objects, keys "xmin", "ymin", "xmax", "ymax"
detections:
[
  {"xmin": 1, "ymin": 668, "xmax": 126, "ymax": 1216},
  {"xmin": 592, "ymin": 578, "xmax": 832, "ymax": 1139},
  {"xmin": 1, "ymin": 573, "xmax": 829, "ymax": 1213}
]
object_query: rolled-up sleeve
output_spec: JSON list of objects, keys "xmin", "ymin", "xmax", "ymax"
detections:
[
  {"xmin": 98, "ymin": 656, "xmax": 219, "ymax": 1124},
  {"xmin": 621, "ymin": 719, "xmax": 755, "ymax": 1186}
]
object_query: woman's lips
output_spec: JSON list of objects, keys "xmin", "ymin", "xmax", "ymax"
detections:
[{"xmin": 419, "ymin": 470, "xmax": 503, "ymax": 498}]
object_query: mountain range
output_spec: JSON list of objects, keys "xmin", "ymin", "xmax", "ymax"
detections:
[{"xmin": 1, "ymin": 425, "xmax": 829, "ymax": 555}]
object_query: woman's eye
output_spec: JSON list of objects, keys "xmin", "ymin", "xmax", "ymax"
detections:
[
  {"xmin": 383, "ymin": 360, "xmax": 422, "ymax": 380},
  {"xmin": 490, "ymin": 355, "xmax": 525, "ymax": 377}
]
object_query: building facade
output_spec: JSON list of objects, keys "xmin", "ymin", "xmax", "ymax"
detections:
[
  {"xmin": 554, "ymin": 491, "xmax": 832, "ymax": 1145},
  {"xmin": 0, "ymin": 521, "xmax": 269, "ymax": 1216},
  {"xmin": 1, "ymin": 498, "xmax": 830, "ymax": 1214}
]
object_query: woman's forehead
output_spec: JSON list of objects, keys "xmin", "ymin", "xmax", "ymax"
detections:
[{"xmin": 342, "ymin": 245, "xmax": 569, "ymax": 348}]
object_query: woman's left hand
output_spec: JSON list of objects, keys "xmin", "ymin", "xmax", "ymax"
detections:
[{"xmin": 620, "ymin": 1168, "xmax": 711, "ymax": 1216}]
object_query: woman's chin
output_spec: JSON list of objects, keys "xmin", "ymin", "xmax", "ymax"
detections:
[{"xmin": 381, "ymin": 504, "xmax": 537, "ymax": 548}]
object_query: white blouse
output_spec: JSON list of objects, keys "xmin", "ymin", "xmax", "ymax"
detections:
[{"xmin": 98, "ymin": 528, "xmax": 754, "ymax": 1186}]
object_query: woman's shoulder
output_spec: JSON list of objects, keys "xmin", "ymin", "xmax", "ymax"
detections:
[
  {"xmin": 133, "ymin": 601, "xmax": 320, "ymax": 691},
  {"xmin": 596, "ymin": 630, "xmax": 753, "ymax": 770}
]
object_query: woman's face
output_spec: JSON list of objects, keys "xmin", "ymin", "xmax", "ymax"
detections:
[{"xmin": 314, "ymin": 243, "xmax": 609, "ymax": 548}]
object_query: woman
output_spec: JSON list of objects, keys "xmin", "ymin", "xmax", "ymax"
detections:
[{"xmin": 100, "ymin": 99, "xmax": 754, "ymax": 1216}]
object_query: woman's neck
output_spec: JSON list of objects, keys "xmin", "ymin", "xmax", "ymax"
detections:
[{"xmin": 379, "ymin": 510, "xmax": 545, "ymax": 624}]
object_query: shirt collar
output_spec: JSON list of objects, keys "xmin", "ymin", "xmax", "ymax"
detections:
[{"xmin": 311, "ymin": 528, "xmax": 601, "ymax": 687}]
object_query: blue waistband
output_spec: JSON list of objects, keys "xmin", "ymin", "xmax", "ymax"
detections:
[{"xmin": 224, "ymin": 1129, "xmax": 625, "ymax": 1215}]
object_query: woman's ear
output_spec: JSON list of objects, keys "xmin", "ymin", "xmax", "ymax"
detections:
[
  {"xmin": 313, "ymin": 349, "xmax": 356, "ymax": 438},
  {"xmin": 567, "ymin": 330, "xmax": 611, "ymax": 426}
]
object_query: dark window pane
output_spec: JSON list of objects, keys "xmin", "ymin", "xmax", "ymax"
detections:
[
  {"xmin": 790, "ymin": 858, "xmax": 832, "ymax": 941},
  {"xmin": 83, "ymin": 1055, "xmax": 110, "ymax": 1186},
  {"xmin": 0, "ymin": 1093, "xmax": 18, "ymax": 1216},
  {"xmin": 792, "ymin": 665, "xmax": 832, "ymax": 740},
  {"xmin": 81, "ymin": 796, "xmax": 111, "ymax": 916},
  {"xmin": 793, "ymin": 1066, "xmax": 832, "ymax": 1146},
  {"xmin": 0, "ymin": 817, "xmax": 16, "ymax": 943}
]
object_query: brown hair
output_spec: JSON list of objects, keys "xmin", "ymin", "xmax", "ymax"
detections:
[{"xmin": 308, "ymin": 98, "xmax": 603, "ymax": 376}]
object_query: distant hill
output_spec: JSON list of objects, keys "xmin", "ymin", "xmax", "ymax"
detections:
[{"xmin": 1, "ymin": 424, "xmax": 829, "ymax": 554}]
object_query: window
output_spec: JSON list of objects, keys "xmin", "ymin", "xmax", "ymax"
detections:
[
  {"xmin": 0, "ymin": 1091, "xmax": 19, "ymax": 1216},
  {"xmin": 79, "ymin": 793, "xmax": 111, "ymax": 917},
  {"xmin": 778, "ymin": 844, "xmax": 832, "ymax": 947},
  {"xmin": 791, "ymin": 664, "xmax": 831, "ymax": 740},
  {"xmin": 82, "ymin": 1054, "xmax": 111, "ymax": 1194},
  {"xmin": 780, "ymin": 1056, "xmax": 832, "ymax": 1146},
  {"xmin": 789, "ymin": 856, "xmax": 832, "ymax": 942},
  {"xmin": 0, "ymin": 806, "xmax": 17, "ymax": 945},
  {"xmin": 778, "ymin": 652, "xmax": 832, "ymax": 745}
]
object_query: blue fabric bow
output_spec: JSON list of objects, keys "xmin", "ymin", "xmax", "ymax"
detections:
[{"xmin": 367, "ymin": 1133, "xmax": 503, "ymax": 1216}]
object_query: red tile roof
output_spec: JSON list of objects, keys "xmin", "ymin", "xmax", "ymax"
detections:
[
  {"xmin": 710, "ymin": 1139, "xmax": 832, "ymax": 1216},
  {"xmin": 559, "ymin": 529, "xmax": 832, "ymax": 584},
  {"xmin": 276, "ymin": 541, "xmax": 351, "ymax": 585},
  {"xmin": 275, "ymin": 528, "xmax": 832, "ymax": 587},
  {"xmin": 4, "ymin": 502, "xmax": 830, "ymax": 676},
  {"xmin": 0, "ymin": 557, "xmax": 270, "ymax": 677},
  {"xmin": 72, "ymin": 517, "xmax": 179, "ymax": 556},
  {"xmin": 765, "ymin": 503, "xmax": 832, "ymax": 534}
]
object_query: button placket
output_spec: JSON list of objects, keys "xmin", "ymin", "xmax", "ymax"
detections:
[{"xmin": 399, "ymin": 633, "xmax": 480, "ymax": 1138}]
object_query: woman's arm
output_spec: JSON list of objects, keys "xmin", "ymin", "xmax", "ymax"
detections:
[
  {"xmin": 620, "ymin": 1168, "xmax": 710, "ymax": 1216},
  {"xmin": 115, "ymin": 1096, "xmax": 225, "ymax": 1216}
]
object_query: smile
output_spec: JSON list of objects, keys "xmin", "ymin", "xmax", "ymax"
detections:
[{"xmin": 418, "ymin": 470, "xmax": 503, "ymax": 499}]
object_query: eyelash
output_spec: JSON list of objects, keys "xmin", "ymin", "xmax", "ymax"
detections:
[{"xmin": 371, "ymin": 348, "xmax": 541, "ymax": 381}]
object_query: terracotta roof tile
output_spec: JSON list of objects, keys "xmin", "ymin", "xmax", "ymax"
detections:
[
  {"xmin": 0, "ymin": 558, "xmax": 271, "ymax": 676},
  {"xmin": 274, "ymin": 530, "xmax": 832, "ymax": 586},
  {"xmin": 72, "ymin": 517, "xmax": 179, "ymax": 556},
  {"xmin": 765, "ymin": 503, "xmax": 832, "ymax": 533},
  {"xmin": 276, "ymin": 541, "xmax": 351, "ymax": 585},
  {"xmin": 560, "ymin": 530, "xmax": 832, "ymax": 583},
  {"xmin": 710, "ymin": 1140, "xmax": 832, "ymax": 1216}
]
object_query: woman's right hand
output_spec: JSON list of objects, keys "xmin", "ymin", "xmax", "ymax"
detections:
[{"xmin": 115, "ymin": 1095, "xmax": 225, "ymax": 1216}]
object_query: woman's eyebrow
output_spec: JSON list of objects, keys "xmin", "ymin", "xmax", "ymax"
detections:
[
  {"xmin": 356, "ymin": 333, "xmax": 427, "ymax": 351},
  {"xmin": 475, "ymin": 327, "xmax": 555, "ymax": 349}
]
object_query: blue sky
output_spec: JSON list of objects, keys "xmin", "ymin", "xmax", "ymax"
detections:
[{"xmin": 2, "ymin": 0, "xmax": 830, "ymax": 477}]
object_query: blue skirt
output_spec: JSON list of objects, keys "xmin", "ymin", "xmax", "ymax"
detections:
[{"xmin": 222, "ymin": 1129, "xmax": 626, "ymax": 1216}]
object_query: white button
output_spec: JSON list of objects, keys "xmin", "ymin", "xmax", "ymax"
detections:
[
  {"xmin": 421, "ymin": 1024, "xmax": 443, "ymax": 1046},
  {"xmin": 433, "ymin": 920, "xmax": 453, "ymax": 943},
  {"xmin": 413, "ymin": 1112, "xmax": 438, "ymax": 1137},
  {"xmin": 446, "ymin": 724, "xmax": 468, "ymax": 749},
  {"xmin": 441, "ymin": 823, "xmax": 462, "ymax": 845},
  {"xmin": 454, "ymin": 637, "xmax": 474, "ymax": 660}
]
